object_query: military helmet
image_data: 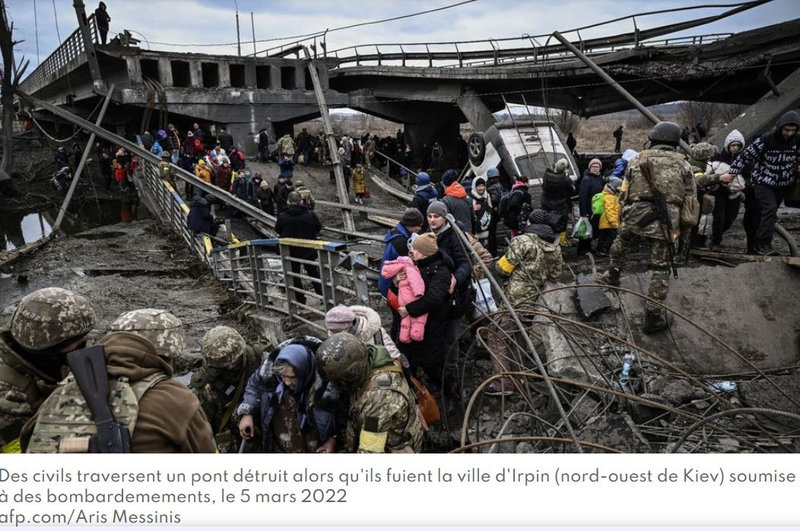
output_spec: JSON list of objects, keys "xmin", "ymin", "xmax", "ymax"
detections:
[
  {"xmin": 648, "ymin": 121, "xmax": 682, "ymax": 145},
  {"xmin": 11, "ymin": 287, "xmax": 96, "ymax": 351},
  {"xmin": 161, "ymin": 150, "xmax": 171, "ymax": 159},
  {"xmin": 690, "ymin": 141, "xmax": 718, "ymax": 161},
  {"xmin": 108, "ymin": 308, "xmax": 184, "ymax": 359},
  {"xmin": 201, "ymin": 325, "xmax": 245, "ymax": 368},
  {"xmin": 315, "ymin": 332, "xmax": 368, "ymax": 387}
]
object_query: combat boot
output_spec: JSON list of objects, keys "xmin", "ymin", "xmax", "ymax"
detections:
[
  {"xmin": 600, "ymin": 267, "xmax": 620, "ymax": 286},
  {"xmin": 642, "ymin": 309, "xmax": 671, "ymax": 334}
]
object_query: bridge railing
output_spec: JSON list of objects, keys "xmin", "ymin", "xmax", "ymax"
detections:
[
  {"xmin": 327, "ymin": 32, "xmax": 733, "ymax": 69},
  {"xmin": 19, "ymin": 15, "xmax": 99, "ymax": 96},
  {"xmin": 133, "ymin": 154, "xmax": 370, "ymax": 332}
]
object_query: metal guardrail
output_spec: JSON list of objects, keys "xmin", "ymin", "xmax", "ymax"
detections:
[
  {"xmin": 133, "ymin": 157, "xmax": 370, "ymax": 332},
  {"xmin": 19, "ymin": 15, "xmax": 99, "ymax": 95}
]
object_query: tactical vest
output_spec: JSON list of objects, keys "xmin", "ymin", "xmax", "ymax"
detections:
[
  {"xmin": 26, "ymin": 373, "xmax": 166, "ymax": 453},
  {"xmin": 626, "ymin": 150, "xmax": 688, "ymax": 206}
]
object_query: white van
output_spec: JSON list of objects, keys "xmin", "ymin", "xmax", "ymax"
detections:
[{"xmin": 466, "ymin": 121, "xmax": 580, "ymax": 186}]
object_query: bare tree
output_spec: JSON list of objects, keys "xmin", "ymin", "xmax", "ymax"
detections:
[{"xmin": 0, "ymin": 1, "xmax": 29, "ymax": 182}]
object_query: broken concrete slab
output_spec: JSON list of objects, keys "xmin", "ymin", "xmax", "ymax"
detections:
[
  {"xmin": 616, "ymin": 260, "xmax": 800, "ymax": 375},
  {"xmin": 575, "ymin": 273, "xmax": 613, "ymax": 318}
]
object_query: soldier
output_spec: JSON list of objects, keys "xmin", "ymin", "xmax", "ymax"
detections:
[
  {"xmin": 0, "ymin": 288, "xmax": 96, "ymax": 453},
  {"xmin": 158, "ymin": 150, "xmax": 176, "ymax": 189},
  {"xmin": 26, "ymin": 309, "xmax": 216, "ymax": 453},
  {"xmin": 237, "ymin": 338, "xmax": 337, "ymax": 453},
  {"xmin": 602, "ymin": 122, "xmax": 696, "ymax": 334},
  {"xmin": 190, "ymin": 326, "xmax": 262, "ymax": 452},
  {"xmin": 488, "ymin": 209, "xmax": 563, "ymax": 395},
  {"xmin": 294, "ymin": 180, "xmax": 316, "ymax": 210},
  {"xmin": 316, "ymin": 333, "xmax": 422, "ymax": 453}
]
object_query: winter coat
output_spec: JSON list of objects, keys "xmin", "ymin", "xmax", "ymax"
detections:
[
  {"xmin": 411, "ymin": 184, "xmax": 437, "ymax": 231},
  {"xmin": 215, "ymin": 165, "xmax": 232, "ymax": 190},
  {"xmin": 434, "ymin": 225, "xmax": 472, "ymax": 319},
  {"xmin": 541, "ymin": 169, "xmax": 574, "ymax": 232},
  {"xmin": 195, "ymin": 162, "xmax": 212, "ymax": 184},
  {"xmin": 256, "ymin": 182, "xmax": 274, "ymax": 213},
  {"xmin": 503, "ymin": 180, "xmax": 532, "ymax": 229},
  {"xmin": 729, "ymin": 111, "xmax": 800, "ymax": 188},
  {"xmin": 495, "ymin": 223, "xmax": 563, "ymax": 306},
  {"xmin": 238, "ymin": 344, "xmax": 335, "ymax": 453},
  {"xmin": 275, "ymin": 204, "xmax": 322, "ymax": 259},
  {"xmin": 352, "ymin": 167, "xmax": 366, "ymax": 194},
  {"xmin": 398, "ymin": 251, "xmax": 453, "ymax": 369},
  {"xmin": 381, "ymin": 256, "xmax": 427, "ymax": 343},
  {"xmin": 274, "ymin": 182, "xmax": 294, "ymax": 214},
  {"xmin": 278, "ymin": 158, "xmax": 295, "ymax": 179},
  {"xmin": 187, "ymin": 196, "xmax": 215, "ymax": 235},
  {"xmin": 578, "ymin": 170, "xmax": 605, "ymax": 217},
  {"xmin": 470, "ymin": 179, "xmax": 494, "ymax": 240},
  {"xmin": 609, "ymin": 149, "xmax": 638, "ymax": 178},
  {"xmin": 379, "ymin": 223, "xmax": 414, "ymax": 297},
  {"xmin": 598, "ymin": 188, "xmax": 621, "ymax": 229},
  {"xmin": 441, "ymin": 182, "xmax": 473, "ymax": 231}
]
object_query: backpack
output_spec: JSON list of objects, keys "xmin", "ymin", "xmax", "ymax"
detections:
[
  {"xmin": 26, "ymin": 373, "xmax": 166, "ymax": 453},
  {"xmin": 497, "ymin": 189, "xmax": 523, "ymax": 227},
  {"xmin": 192, "ymin": 137, "xmax": 203, "ymax": 153},
  {"xmin": 592, "ymin": 192, "xmax": 605, "ymax": 216}
]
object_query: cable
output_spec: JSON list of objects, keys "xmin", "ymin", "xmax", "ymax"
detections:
[
  {"xmin": 145, "ymin": 0, "xmax": 477, "ymax": 48},
  {"xmin": 33, "ymin": 0, "xmax": 40, "ymax": 67},
  {"xmin": 50, "ymin": 0, "xmax": 60, "ymax": 43}
]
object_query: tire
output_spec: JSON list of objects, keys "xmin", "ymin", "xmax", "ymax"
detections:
[{"xmin": 467, "ymin": 132, "xmax": 486, "ymax": 165}]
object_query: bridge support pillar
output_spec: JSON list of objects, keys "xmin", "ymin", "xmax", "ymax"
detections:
[
  {"xmin": 295, "ymin": 65, "xmax": 306, "ymax": 90},
  {"xmin": 270, "ymin": 66, "xmax": 281, "ymax": 90},
  {"xmin": 157, "ymin": 58, "xmax": 173, "ymax": 87},
  {"xmin": 457, "ymin": 89, "xmax": 495, "ymax": 133}
]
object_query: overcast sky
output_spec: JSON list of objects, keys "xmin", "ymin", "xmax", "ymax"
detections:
[{"xmin": 3, "ymin": 0, "xmax": 799, "ymax": 70}]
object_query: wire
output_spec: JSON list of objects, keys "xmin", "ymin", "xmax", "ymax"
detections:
[
  {"xmin": 145, "ymin": 0, "xmax": 477, "ymax": 48},
  {"xmin": 50, "ymin": 0, "xmax": 60, "ymax": 43}
]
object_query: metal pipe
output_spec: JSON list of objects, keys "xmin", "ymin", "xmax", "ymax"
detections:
[
  {"xmin": 445, "ymin": 213, "xmax": 583, "ymax": 453},
  {"xmin": 54, "ymin": 84, "xmax": 115, "ymax": 232},
  {"xmin": 552, "ymin": 31, "xmax": 691, "ymax": 153}
]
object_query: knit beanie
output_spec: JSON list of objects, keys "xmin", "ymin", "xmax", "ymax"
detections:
[
  {"xmin": 474, "ymin": 177, "xmax": 486, "ymax": 188},
  {"xmin": 607, "ymin": 177, "xmax": 623, "ymax": 194},
  {"xmin": 589, "ymin": 158, "xmax": 602, "ymax": 170},
  {"xmin": 400, "ymin": 207, "xmax": 424, "ymax": 227},
  {"xmin": 411, "ymin": 232, "xmax": 438, "ymax": 257},
  {"xmin": 426, "ymin": 200, "xmax": 448, "ymax": 218},
  {"xmin": 416, "ymin": 172, "xmax": 431, "ymax": 186},
  {"xmin": 529, "ymin": 208, "xmax": 548, "ymax": 225},
  {"xmin": 324, "ymin": 305, "xmax": 356, "ymax": 332}
]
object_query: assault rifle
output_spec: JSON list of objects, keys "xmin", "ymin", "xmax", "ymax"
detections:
[
  {"xmin": 639, "ymin": 161, "xmax": 678, "ymax": 279},
  {"xmin": 67, "ymin": 345, "xmax": 132, "ymax": 453}
]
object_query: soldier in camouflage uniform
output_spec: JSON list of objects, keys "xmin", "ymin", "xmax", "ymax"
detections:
[
  {"xmin": 602, "ymin": 122, "xmax": 696, "ymax": 334},
  {"xmin": 316, "ymin": 332, "xmax": 422, "ymax": 453},
  {"xmin": 676, "ymin": 142, "xmax": 719, "ymax": 261},
  {"xmin": 190, "ymin": 326, "xmax": 262, "ymax": 452},
  {"xmin": 237, "ymin": 337, "xmax": 337, "ymax": 453},
  {"xmin": 158, "ymin": 150, "xmax": 177, "ymax": 190},
  {"xmin": 26, "ymin": 308, "xmax": 216, "ymax": 453},
  {"xmin": 294, "ymin": 180, "xmax": 316, "ymax": 210},
  {"xmin": 487, "ymin": 209, "xmax": 564, "ymax": 395},
  {"xmin": 0, "ymin": 288, "xmax": 96, "ymax": 453}
]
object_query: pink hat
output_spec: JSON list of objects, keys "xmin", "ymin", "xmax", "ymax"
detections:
[
  {"xmin": 325, "ymin": 305, "xmax": 356, "ymax": 332},
  {"xmin": 589, "ymin": 158, "xmax": 603, "ymax": 169}
]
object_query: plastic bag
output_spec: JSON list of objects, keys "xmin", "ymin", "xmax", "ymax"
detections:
[
  {"xmin": 572, "ymin": 216, "xmax": 593, "ymax": 239},
  {"xmin": 471, "ymin": 278, "xmax": 498, "ymax": 318}
]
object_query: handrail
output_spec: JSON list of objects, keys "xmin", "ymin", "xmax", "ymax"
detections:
[{"xmin": 19, "ymin": 15, "xmax": 99, "ymax": 95}]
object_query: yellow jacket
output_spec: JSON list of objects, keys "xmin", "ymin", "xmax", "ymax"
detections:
[{"xmin": 599, "ymin": 189, "xmax": 620, "ymax": 229}]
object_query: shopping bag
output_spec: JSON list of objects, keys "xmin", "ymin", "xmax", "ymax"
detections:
[
  {"xmin": 572, "ymin": 216, "xmax": 593, "ymax": 239},
  {"xmin": 471, "ymin": 277, "xmax": 498, "ymax": 319}
]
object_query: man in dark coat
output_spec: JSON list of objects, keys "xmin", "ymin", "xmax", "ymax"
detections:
[
  {"xmin": 275, "ymin": 192, "xmax": 323, "ymax": 305},
  {"xmin": 411, "ymin": 172, "xmax": 437, "ymax": 232},
  {"xmin": 94, "ymin": 2, "xmax": 111, "ymax": 44}
]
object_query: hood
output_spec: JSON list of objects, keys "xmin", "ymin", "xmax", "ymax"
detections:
[
  {"xmin": 285, "ymin": 204, "xmax": 307, "ymax": 216},
  {"xmin": 276, "ymin": 344, "xmax": 315, "ymax": 394},
  {"xmin": 522, "ymin": 222, "xmax": 557, "ymax": 243},
  {"xmin": 776, "ymin": 110, "xmax": 800, "ymax": 130},
  {"xmin": 415, "ymin": 183, "xmax": 438, "ymax": 201},
  {"xmin": 444, "ymin": 181, "xmax": 467, "ymax": 198},
  {"xmin": 384, "ymin": 223, "xmax": 411, "ymax": 244},
  {"xmin": 191, "ymin": 196, "xmax": 209, "ymax": 207},
  {"xmin": 349, "ymin": 305, "xmax": 382, "ymax": 343},
  {"xmin": 100, "ymin": 332, "xmax": 173, "ymax": 382},
  {"xmin": 724, "ymin": 129, "xmax": 745, "ymax": 150},
  {"xmin": 368, "ymin": 344, "xmax": 395, "ymax": 370},
  {"xmin": 622, "ymin": 149, "xmax": 638, "ymax": 162},
  {"xmin": 471, "ymin": 177, "xmax": 488, "ymax": 198}
]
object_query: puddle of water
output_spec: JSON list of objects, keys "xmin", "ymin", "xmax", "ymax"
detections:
[{"xmin": 1, "ymin": 198, "xmax": 148, "ymax": 251}]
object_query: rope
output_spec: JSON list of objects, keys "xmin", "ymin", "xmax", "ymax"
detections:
[{"xmin": 30, "ymin": 115, "xmax": 81, "ymax": 143}]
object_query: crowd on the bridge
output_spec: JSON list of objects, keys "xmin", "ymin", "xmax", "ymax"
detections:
[{"xmin": 21, "ymin": 110, "xmax": 799, "ymax": 454}]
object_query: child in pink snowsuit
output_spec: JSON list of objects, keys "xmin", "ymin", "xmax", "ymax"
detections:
[{"xmin": 381, "ymin": 255, "xmax": 427, "ymax": 343}]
